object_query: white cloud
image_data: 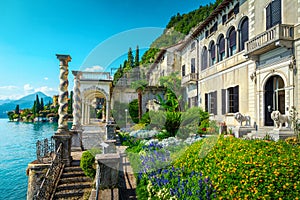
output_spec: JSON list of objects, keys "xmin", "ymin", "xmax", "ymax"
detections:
[
  {"xmin": 84, "ymin": 65, "xmax": 104, "ymax": 72},
  {"xmin": 44, "ymin": 77, "xmax": 49, "ymax": 81},
  {"xmin": 0, "ymin": 85, "xmax": 18, "ymax": 90},
  {"xmin": 24, "ymin": 84, "xmax": 34, "ymax": 94}
]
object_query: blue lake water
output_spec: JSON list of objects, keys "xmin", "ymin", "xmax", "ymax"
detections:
[{"xmin": 0, "ymin": 118, "xmax": 58, "ymax": 199}]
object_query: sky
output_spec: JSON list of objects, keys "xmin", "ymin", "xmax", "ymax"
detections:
[{"xmin": 0, "ymin": 0, "xmax": 214, "ymax": 100}]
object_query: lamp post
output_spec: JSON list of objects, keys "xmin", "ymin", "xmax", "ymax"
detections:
[{"xmin": 125, "ymin": 109, "xmax": 128, "ymax": 130}]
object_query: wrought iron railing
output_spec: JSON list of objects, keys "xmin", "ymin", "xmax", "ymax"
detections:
[
  {"xmin": 34, "ymin": 143, "xmax": 64, "ymax": 200},
  {"xmin": 36, "ymin": 138, "xmax": 54, "ymax": 163}
]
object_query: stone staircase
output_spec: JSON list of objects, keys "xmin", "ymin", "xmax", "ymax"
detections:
[{"xmin": 53, "ymin": 160, "xmax": 93, "ymax": 200}]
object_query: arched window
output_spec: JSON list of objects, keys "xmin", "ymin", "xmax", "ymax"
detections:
[
  {"xmin": 218, "ymin": 35, "xmax": 225, "ymax": 61},
  {"xmin": 209, "ymin": 41, "xmax": 216, "ymax": 66},
  {"xmin": 201, "ymin": 46, "xmax": 208, "ymax": 70},
  {"xmin": 266, "ymin": 0, "xmax": 281, "ymax": 30},
  {"xmin": 239, "ymin": 17, "xmax": 249, "ymax": 51},
  {"xmin": 228, "ymin": 27, "xmax": 236, "ymax": 56}
]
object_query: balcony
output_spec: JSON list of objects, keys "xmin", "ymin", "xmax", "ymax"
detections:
[
  {"xmin": 245, "ymin": 24, "xmax": 294, "ymax": 58},
  {"xmin": 182, "ymin": 73, "xmax": 198, "ymax": 85}
]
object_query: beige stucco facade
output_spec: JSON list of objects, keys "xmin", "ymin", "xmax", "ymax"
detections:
[{"xmin": 177, "ymin": 0, "xmax": 300, "ymax": 128}]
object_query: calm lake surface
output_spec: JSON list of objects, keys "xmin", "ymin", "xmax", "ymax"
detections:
[{"xmin": 0, "ymin": 118, "xmax": 57, "ymax": 199}]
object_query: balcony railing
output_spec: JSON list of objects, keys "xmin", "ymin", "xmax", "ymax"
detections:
[
  {"xmin": 81, "ymin": 71, "xmax": 112, "ymax": 81},
  {"xmin": 245, "ymin": 24, "xmax": 294, "ymax": 56},
  {"xmin": 182, "ymin": 73, "xmax": 198, "ymax": 85}
]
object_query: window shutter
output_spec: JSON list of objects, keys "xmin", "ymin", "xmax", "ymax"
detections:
[
  {"xmin": 222, "ymin": 89, "xmax": 226, "ymax": 114},
  {"xmin": 205, "ymin": 93, "xmax": 208, "ymax": 112},
  {"xmin": 240, "ymin": 18, "xmax": 249, "ymax": 50},
  {"xmin": 266, "ymin": 4, "xmax": 271, "ymax": 30},
  {"xmin": 213, "ymin": 91, "xmax": 218, "ymax": 115},
  {"xmin": 182, "ymin": 65, "xmax": 185, "ymax": 77},
  {"xmin": 191, "ymin": 58, "xmax": 195, "ymax": 73},
  {"xmin": 233, "ymin": 85, "xmax": 239, "ymax": 113},
  {"xmin": 229, "ymin": 29, "xmax": 236, "ymax": 47},
  {"xmin": 272, "ymin": 0, "xmax": 281, "ymax": 27},
  {"xmin": 222, "ymin": 15, "xmax": 227, "ymax": 24},
  {"xmin": 219, "ymin": 36, "xmax": 225, "ymax": 53},
  {"xmin": 211, "ymin": 44, "xmax": 216, "ymax": 59},
  {"xmin": 202, "ymin": 47, "xmax": 208, "ymax": 70}
]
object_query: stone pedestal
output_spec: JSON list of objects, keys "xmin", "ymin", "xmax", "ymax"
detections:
[
  {"xmin": 53, "ymin": 132, "xmax": 72, "ymax": 166},
  {"xmin": 95, "ymin": 153, "xmax": 120, "ymax": 190},
  {"xmin": 233, "ymin": 126, "xmax": 256, "ymax": 138},
  {"xmin": 106, "ymin": 124, "xmax": 116, "ymax": 140},
  {"xmin": 272, "ymin": 128, "xmax": 296, "ymax": 141},
  {"xmin": 26, "ymin": 162, "xmax": 51, "ymax": 200},
  {"xmin": 70, "ymin": 129, "xmax": 83, "ymax": 152},
  {"xmin": 102, "ymin": 140, "xmax": 117, "ymax": 154}
]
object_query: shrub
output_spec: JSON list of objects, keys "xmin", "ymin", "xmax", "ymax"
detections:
[
  {"xmin": 165, "ymin": 111, "xmax": 181, "ymax": 137},
  {"xmin": 129, "ymin": 99, "xmax": 139, "ymax": 123},
  {"xmin": 80, "ymin": 151, "xmax": 96, "ymax": 178}
]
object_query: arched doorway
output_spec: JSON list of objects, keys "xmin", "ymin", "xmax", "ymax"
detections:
[{"xmin": 264, "ymin": 75, "xmax": 285, "ymax": 126}]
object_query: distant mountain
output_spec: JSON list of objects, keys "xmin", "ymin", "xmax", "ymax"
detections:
[
  {"xmin": 0, "ymin": 99, "xmax": 11, "ymax": 105},
  {"xmin": 0, "ymin": 92, "xmax": 53, "ymax": 118}
]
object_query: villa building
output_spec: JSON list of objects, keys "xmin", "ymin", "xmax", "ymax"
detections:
[{"xmin": 174, "ymin": 0, "xmax": 300, "ymax": 128}]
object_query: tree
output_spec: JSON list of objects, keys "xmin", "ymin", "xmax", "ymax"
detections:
[
  {"xmin": 127, "ymin": 47, "xmax": 134, "ymax": 69},
  {"xmin": 40, "ymin": 98, "xmax": 44, "ymax": 111},
  {"xmin": 32, "ymin": 101, "xmax": 37, "ymax": 116},
  {"xmin": 15, "ymin": 104, "xmax": 20, "ymax": 115},
  {"xmin": 134, "ymin": 45, "xmax": 139, "ymax": 67},
  {"xmin": 129, "ymin": 99, "xmax": 139, "ymax": 123},
  {"xmin": 35, "ymin": 95, "xmax": 41, "ymax": 114}
]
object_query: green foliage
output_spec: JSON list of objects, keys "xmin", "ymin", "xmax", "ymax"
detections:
[
  {"xmin": 140, "ymin": 112, "xmax": 151, "ymax": 125},
  {"xmin": 129, "ymin": 99, "xmax": 139, "ymax": 124},
  {"xmin": 165, "ymin": 111, "xmax": 181, "ymax": 137},
  {"xmin": 80, "ymin": 151, "xmax": 96, "ymax": 179},
  {"xmin": 159, "ymin": 72, "xmax": 181, "ymax": 98},
  {"xmin": 130, "ymin": 79, "xmax": 148, "ymax": 91},
  {"xmin": 113, "ymin": 65, "xmax": 123, "ymax": 86},
  {"xmin": 7, "ymin": 111, "xmax": 14, "ymax": 121},
  {"xmin": 174, "ymin": 136, "xmax": 300, "ymax": 199},
  {"xmin": 134, "ymin": 45, "xmax": 139, "ymax": 67},
  {"xmin": 15, "ymin": 105, "xmax": 20, "ymax": 115},
  {"xmin": 140, "ymin": 48, "xmax": 160, "ymax": 65}
]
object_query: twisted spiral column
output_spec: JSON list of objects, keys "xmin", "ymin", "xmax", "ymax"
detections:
[
  {"xmin": 56, "ymin": 54, "xmax": 71, "ymax": 133},
  {"xmin": 71, "ymin": 71, "xmax": 82, "ymax": 130}
]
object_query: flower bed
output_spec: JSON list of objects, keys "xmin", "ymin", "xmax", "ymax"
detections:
[{"xmin": 173, "ymin": 136, "xmax": 300, "ymax": 199}]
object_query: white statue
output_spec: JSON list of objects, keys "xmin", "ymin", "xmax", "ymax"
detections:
[
  {"xmin": 271, "ymin": 110, "xmax": 290, "ymax": 129},
  {"xmin": 146, "ymin": 99, "xmax": 160, "ymax": 111},
  {"xmin": 234, "ymin": 112, "xmax": 251, "ymax": 126}
]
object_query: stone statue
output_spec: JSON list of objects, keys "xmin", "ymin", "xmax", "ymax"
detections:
[
  {"xmin": 234, "ymin": 112, "xmax": 251, "ymax": 126},
  {"xmin": 271, "ymin": 110, "xmax": 290, "ymax": 129},
  {"xmin": 146, "ymin": 99, "xmax": 160, "ymax": 111}
]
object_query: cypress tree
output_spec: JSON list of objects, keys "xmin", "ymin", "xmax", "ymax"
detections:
[
  {"xmin": 35, "ymin": 95, "xmax": 40, "ymax": 114},
  {"xmin": 40, "ymin": 98, "xmax": 44, "ymax": 111},
  {"xmin": 127, "ymin": 47, "xmax": 134, "ymax": 69},
  {"xmin": 134, "ymin": 45, "xmax": 139, "ymax": 67},
  {"xmin": 32, "ymin": 101, "xmax": 37, "ymax": 116},
  {"xmin": 15, "ymin": 104, "xmax": 20, "ymax": 115}
]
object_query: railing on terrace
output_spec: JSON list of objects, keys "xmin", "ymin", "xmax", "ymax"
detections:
[
  {"xmin": 34, "ymin": 143, "xmax": 63, "ymax": 200},
  {"xmin": 182, "ymin": 73, "xmax": 198, "ymax": 85},
  {"xmin": 36, "ymin": 138, "xmax": 54, "ymax": 163},
  {"xmin": 246, "ymin": 24, "xmax": 294, "ymax": 55},
  {"xmin": 81, "ymin": 71, "xmax": 112, "ymax": 81}
]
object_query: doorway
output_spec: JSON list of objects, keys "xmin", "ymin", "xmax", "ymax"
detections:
[{"xmin": 264, "ymin": 75, "xmax": 285, "ymax": 126}]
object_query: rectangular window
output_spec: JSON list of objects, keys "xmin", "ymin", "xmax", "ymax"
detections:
[
  {"xmin": 209, "ymin": 22, "xmax": 217, "ymax": 35},
  {"xmin": 205, "ymin": 91, "xmax": 217, "ymax": 115},
  {"xmin": 182, "ymin": 65, "xmax": 185, "ymax": 77},
  {"xmin": 188, "ymin": 96, "xmax": 198, "ymax": 108},
  {"xmin": 191, "ymin": 58, "xmax": 195, "ymax": 73},
  {"xmin": 222, "ymin": 85, "xmax": 239, "ymax": 114},
  {"xmin": 222, "ymin": 15, "xmax": 227, "ymax": 25}
]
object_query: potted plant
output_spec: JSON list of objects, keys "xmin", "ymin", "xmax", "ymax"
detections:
[{"xmin": 220, "ymin": 121, "xmax": 227, "ymax": 135}]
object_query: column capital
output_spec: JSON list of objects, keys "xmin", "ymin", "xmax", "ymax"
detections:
[
  {"xmin": 72, "ymin": 70, "xmax": 82, "ymax": 77},
  {"xmin": 56, "ymin": 54, "xmax": 72, "ymax": 63}
]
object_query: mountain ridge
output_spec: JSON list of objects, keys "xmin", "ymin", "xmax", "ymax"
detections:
[{"xmin": 0, "ymin": 92, "xmax": 53, "ymax": 118}]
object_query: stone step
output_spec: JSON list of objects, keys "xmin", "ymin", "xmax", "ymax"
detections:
[
  {"xmin": 53, "ymin": 189, "xmax": 87, "ymax": 199},
  {"xmin": 64, "ymin": 166, "xmax": 82, "ymax": 173},
  {"xmin": 61, "ymin": 171, "xmax": 86, "ymax": 178},
  {"xmin": 59, "ymin": 177, "xmax": 92, "ymax": 185},
  {"xmin": 56, "ymin": 182, "xmax": 92, "ymax": 192}
]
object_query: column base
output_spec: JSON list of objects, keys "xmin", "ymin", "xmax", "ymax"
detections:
[
  {"xmin": 70, "ymin": 128, "xmax": 83, "ymax": 152},
  {"xmin": 53, "ymin": 130, "xmax": 72, "ymax": 166}
]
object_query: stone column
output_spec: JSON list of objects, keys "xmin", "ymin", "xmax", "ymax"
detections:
[
  {"xmin": 106, "ymin": 100, "xmax": 110, "ymax": 122},
  {"xmin": 71, "ymin": 71, "xmax": 83, "ymax": 151},
  {"xmin": 53, "ymin": 54, "xmax": 72, "ymax": 167}
]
